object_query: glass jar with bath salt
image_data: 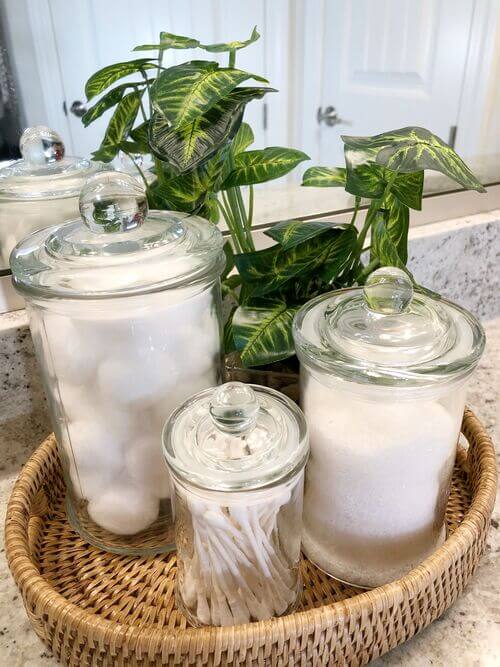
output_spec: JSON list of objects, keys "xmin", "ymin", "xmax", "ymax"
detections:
[
  {"xmin": 292, "ymin": 267, "xmax": 485, "ymax": 589},
  {"xmin": 10, "ymin": 171, "xmax": 225, "ymax": 555},
  {"xmin": 0, "ymin": 126, "xmax": 105, "ymax": 270},
  {"xmin": 163, "ymin": 382, "xmax": 309, "ymax": 627}
]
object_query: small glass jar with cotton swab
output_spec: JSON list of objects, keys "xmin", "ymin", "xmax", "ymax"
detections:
[{"xmin": 163, "ymin": 382, "xmax": 309, "ymax": 627}]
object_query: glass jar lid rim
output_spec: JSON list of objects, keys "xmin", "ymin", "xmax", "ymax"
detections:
[
  {"xmin": 10, "ymin": 171, "xmax": 225, "ymax": 298},
  {"xmin": 292, "ymin": 273, "xmax": 485, "ymax": 386},
  {"xmin": 0, "ymin": 126, "xmax": 104, "ymax": 199},
  {"xmin": 163, "ymin": 383, "xmax": 309, "ymax": 492}
]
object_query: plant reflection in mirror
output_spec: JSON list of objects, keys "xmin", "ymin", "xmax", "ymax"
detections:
[{"xmin": 84, "ymin": 31, "xmax": 484, "ymax": 368}]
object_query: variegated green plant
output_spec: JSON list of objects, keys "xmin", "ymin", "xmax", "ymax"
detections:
[
  {"xmin": 83, "ymin": 27, "xmax": 308, "ymax": 254},
  {"xmin": 83, "ymin": 34, "xmax": 484, "ymax": 369},
  {"xmin": 228, "ymin": 127, "xmax": 484, "ymax": 366}
]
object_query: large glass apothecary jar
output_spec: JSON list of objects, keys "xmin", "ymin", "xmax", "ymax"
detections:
[
  {"xmin": 292, "ymin": 267, "xmax": 485, "ymax": 588},
  {"xmin": 0, "ymin": 126, "xmax": 104, "ymax": 270},
  {"xmin": 10, "ymin": 171, "xmax": 225, "ymax": 555},
  {"xmin": 163, "ymin": 382, "xmax": 309, "ymax": 626}
]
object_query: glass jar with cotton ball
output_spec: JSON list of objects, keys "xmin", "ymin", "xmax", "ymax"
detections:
[
  {"xmin": 10, "ymin": 170, "xmax": 225, "ymax": 555},
  {"xmin": 163, "ymin": 381, "xmax": 309, "ymax": 627}
]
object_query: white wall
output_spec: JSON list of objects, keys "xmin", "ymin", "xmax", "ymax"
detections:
[
  {"xmin": 479, "ymin": 9, "xmax": 500, "ymax": 156},
  {"xmin": 1, "ymin": 0, "xmax": 46, "ymax": 129}
]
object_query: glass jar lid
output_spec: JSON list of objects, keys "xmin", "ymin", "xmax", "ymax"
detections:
[
  {"xmin": 10, "ymin": 171, "xmax": 225, "ymax": 299},
  {"xmin": 163, "ymin": 382, "xmax": 309, "ymax": 491},
  {"xmin": 293, "ymin": 267, "xmax": 485, "ymax": 386},
  {"xmin": 0, "ymin": 126, "xmax": 104, "ymax": 200}
]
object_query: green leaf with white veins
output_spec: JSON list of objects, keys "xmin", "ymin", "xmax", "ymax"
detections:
[
  {"xmin": 150, "ymin": 149, "xmax": 228, "ymax": 213},
  {"xmin": 232, "ymin": 297, "xmax": 299, "ymax": 367},
  {"xmin": 149, "ymin": 88, "xmax": 272, "ymax": 172},
  {"xmin": 150, "ymin": 61, "xmax": 268, "ymax": 128},
  {"xmin": 133, "ymin": 32, "xmax": 200, "ymax": 51},
  {"xmin": 201, "ymin": 26, "xmax": 260, "ymax": 53},
  {"xmin": 221, "ymin": 147, "xmax": 309, "ymax": 188},
  {"xmin": 343, "ymin": 152, "xmax": 424, "ymax": 210},
  {"xmin": 302, "ymin": 166, "xmax": 346, "ymax": 187},
  {"xmin": 370, "ymin": 209, "xmax": 408, "ymax": 270},
  {"xmin": 235, "ymin": 226, "xmax": 356, "ymax": 296},
  {"xmin": 91, "ymin": 91, "xmax": 142, "ymax": 162},
  {"xmin": 231, "ymin": 122, "xmax": 254, "ymax": 155},
  {"xmin": 382, "ymin": 195, "xmax": 410, "ymax": 263},
  {"xmin": 265, "ymin": 219, "xmax": 346, "ymax": 250},
  {"xmin": 82, "ymin": 82, "xmax": 143, "ymax": 127},
  {"xmin": 342, "ymin": 126, "xmax": 485, "ymax": 192},
  {"xmin": 85, "ymin": 59, "xmax": 155, "ymax": 100}
]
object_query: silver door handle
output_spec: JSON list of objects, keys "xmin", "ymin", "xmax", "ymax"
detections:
[
  {"xmin": 70, "ymin": 100, "xmax": 88, "ymax": 118},
  {"xmin": 317, "ymin": 106, "xmax": 346, "ymax": 127}
]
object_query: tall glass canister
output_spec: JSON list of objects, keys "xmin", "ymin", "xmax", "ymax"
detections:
[
  {"xmin": 163, "ymin": 382, "xmax": 309, "ymax": 626},
  {"xmin": 292, "ymin": 267, "xmax": 485, "ymax": 588},
  {"xmin": 0, "ymin": 126, "xmax": 104, "ymax": 270},
  {"xmin": 10, "ymin": 171, "xmax": 225, "ymax": 555}
]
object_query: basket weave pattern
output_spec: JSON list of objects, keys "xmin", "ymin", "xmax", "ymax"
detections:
[{"xmin": 5, "ymin": 409, "xmax": 497, "ymax": 666}]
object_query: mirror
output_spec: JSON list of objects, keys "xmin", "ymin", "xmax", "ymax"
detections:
[{"xmin": 1, "ymin": 0, "xmax": 499, "ymax": 228}]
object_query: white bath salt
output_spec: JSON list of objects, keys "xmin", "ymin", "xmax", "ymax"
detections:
[
  {"xmin": 301, "ymin": 374, "xmax": 458, "ymax": 587},
  {"xmin": 178, "ymin": 486, "xmax": 298, "ymax": 626},
  {"xmin": 87, "ymin": 481, "xmax": 160, "ymax": 535}
]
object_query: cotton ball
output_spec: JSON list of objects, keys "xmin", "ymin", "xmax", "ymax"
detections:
[
  {"xmin": 87, "ymin": 482, "xmax": 160, "ymax": 534},
  {"xmin": 125, "ymin": 437, "xmax": 171, "ymax": 499},
  {"xmin": 65, "ymin": 417, "xmax": 128, "ymax": 475},
  {"xmin": 153, "ymin": 370, "xmax": 218, "ymax": 427},
  {"xmin": 45, "ymin": 316, "xmax": 99, "ymax": 384},
  {"xmin": 98, "ymin": 353, "xmax": 179, "ymax": 408},
  {"xmin": 76, "ymin": 314, "xmax": 132, "ymax": 355},
  {"xmin": 68, "ymin": 459, "xmax": 116, "ymax": 500},
  {"xmin": 58, "ymin": 382, "xmax": 95, "ymax": 422}
]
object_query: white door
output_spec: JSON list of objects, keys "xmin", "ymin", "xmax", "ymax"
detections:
[
  {"xmin": 295, "ymin": 0, "xmax": 475, "ymax": 166},
  {"xmin": 47, "ymin": 0, "xmax": 273, "ymax": 157}
]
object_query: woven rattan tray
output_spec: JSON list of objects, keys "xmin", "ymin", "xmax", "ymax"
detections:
[{"xmin": 5, "ymin": 409, "xmax": 497, "ymax": 666}]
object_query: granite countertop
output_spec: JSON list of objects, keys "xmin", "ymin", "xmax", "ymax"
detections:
[{"xmin": 0, "ymin": 311, "xmax": 498, "ymax": 666}]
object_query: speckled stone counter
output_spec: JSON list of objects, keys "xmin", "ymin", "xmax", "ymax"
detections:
[{"xmin": 1, "ymin": 213, "xmax": 499, "ymax": 665}]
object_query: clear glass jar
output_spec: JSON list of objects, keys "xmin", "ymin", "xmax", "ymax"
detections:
[
  {"xmin": 10, "ymin": 171, "xmax": 225, "ymax": 555},
  {"xmin": 163, "ymin": 382, "xmax": 309, "ymax": 626},
  {"xmin": 292, "ymin": 267, "xmax": 485, "ymax": 588},
  {"xmin": 0, "ymin": 126, "xmax": 104, "ymax": 270}
]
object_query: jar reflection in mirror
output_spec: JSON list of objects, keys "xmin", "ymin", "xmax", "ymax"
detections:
[{"xmin": 0, "ymin": 126, "xmax": 105, "ymax": 270}]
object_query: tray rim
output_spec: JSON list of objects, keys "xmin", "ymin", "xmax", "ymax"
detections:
[{"xmin": 5, "ymin": 408, "xmax": 498, "ymax": 661}]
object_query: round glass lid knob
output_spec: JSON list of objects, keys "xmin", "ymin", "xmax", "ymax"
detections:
[
  {"xmin": 363, "ymin": 266, "xmax": 414, "ymax": 314},
  {"xmin": 209, "ymin": 382, "xmax": 260, "ymax": 434},
  {"xmin": 79, "ymin": 171, "xmax": 148, "ymax": 233},
  {"xmin": 19, "ymin": 126, "xmax": 65, "ymax": 165}
]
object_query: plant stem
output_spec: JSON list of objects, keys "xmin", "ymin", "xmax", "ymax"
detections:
[
  {"xmin": 138, "ymin": 96, "xmax": 148, "ymax": 123},
  {"xmin": 228, "ymin": 49, "xmax": 236, "ymax": 68},
  {"xmin": 349, "ymin": 196, "xmax": 361, "ymax": 228},
  {"xmin": 225, "ymin": 186, "xmax": 250, "ymax": 251},
  {"xmin": 235, "ymin": 186, "xmax": 255, "ymax": 251},
  {"xmin": 247, "ymin": 184, "xmax": 254, "ymax": 229},
  {"xmin": 124, "ymin": 151, "xmax": 149, "ymax": 191},
  {"xmin": 356, "ymin": 258, "xmax": 380, "ymax": 283},
  {"xmin": 220, "ymin": 192, "xmax": 246, "ymax": 253}
]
